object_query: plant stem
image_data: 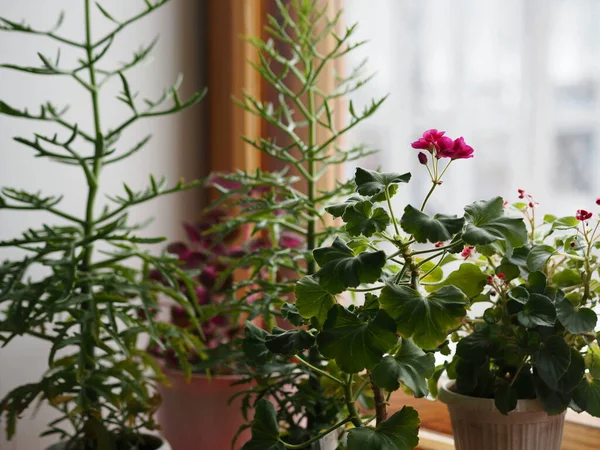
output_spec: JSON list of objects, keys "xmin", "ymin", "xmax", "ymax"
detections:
[
  {"xmin": 294, "ymin": 355, "xmax": 344, "ymax": 385},
  {"xmin": 80, "ymin": 0, "xmax": 103, "ymax": 431},
  {"xmin": 420, "ymin": 182, "xmax": 437, "ymax": 212},
  {"xmin": 370, "ymin": 375, "xmax": 387, "ymax": 424},
  {"xmin": 386, "ymin": 186, "xmax": 400, "ymax": 236},
  {"xmin": 282, "ymin": 416, "xmax": 352, "ymax": 449},
  {"xmin": 343, "ymin": 375, "xmax": 364, "ymax": 428}
]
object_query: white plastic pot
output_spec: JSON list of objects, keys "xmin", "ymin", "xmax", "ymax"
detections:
[
  {"xmin": 46, "ymin": 435, "xmax": 171, "ymax": 450},
  {"xmin": 438, "ymin": 380, "xmax": 566, "ymax": 450}
]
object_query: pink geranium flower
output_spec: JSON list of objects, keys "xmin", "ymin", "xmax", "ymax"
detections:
[
  {"xmin": 411, "ymin": 129, "xmax": 453, "ymax": 154},
  {"xmin": 438, "ymin": 137, "xmax": 474, "ymax": 160},
  {"xmin": 576, "ymin": 210, "xmax": 593, "ymax": 221}
]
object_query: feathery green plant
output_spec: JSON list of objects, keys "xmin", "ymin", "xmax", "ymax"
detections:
[
  {"xmin": 206, "ymin": 0, "xmax": 384, "ymax": 446},
  {"xmin": 0, "ymin": 1, "xmax": 205, "ymax": 448}
]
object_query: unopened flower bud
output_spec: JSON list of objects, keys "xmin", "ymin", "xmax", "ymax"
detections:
[{"xmin": 418, "ymin": 152, "xmax": 428, "ymax": 165}]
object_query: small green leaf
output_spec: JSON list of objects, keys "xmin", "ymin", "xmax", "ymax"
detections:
[
  {"xmin": 326, "ymin": 196, "xmax": 363, "ymax": 218},
  {"xmin": 317, "ymin": 306, "xmax": 397, "ymax": 373},
  {"xmin": 517, "ymin": 294, "xmax": 556, "ymax": 328},
  {"xmin": 242, "ymin": 322, "xmax": 271, "ymax": 365},
  {"xmin": 552, "ymin": 216, "xmax": 579, "ymax": 231},
  {"xmin": 294, "ymin": 276, "xmax": 336, "ymax": 326},
  {"xmin": 462, "ymin": 197, "xmax": 528, "ymax": 250},
  {"xmin": 552, "ymin": 269, "xmax": 582, "ymax": 288},
  {"xmin": 425, "ymin": 263, "xmax": 488, "ymax": 298},
  {"xmin": 536, "ymin": 336, "xmax": 571, "ymax": 390},
  {"xmin": 280, "ymin": 304, "xmax": 305, "ymax": 327},
  {"xmin": 508, "ymin": 286, "xmax": 530, "ymax": 304},
  {"xmin": 533, "ymin": 375, "xmax": 570, "ymax": 415},
  {"xmin": 372, "ymin": 338, "xmax": 435, "ymax": 397},
  {"xmin": 241, "ymin": 399, "xmax": 285, "ymax": 450},
  {"xmin": 456, "ymin": 329, "xmax": 492, "ymax": 364},
  {"xmin": 573, "ymin": 378, "xmax": 600, "ymax": 417},
  {"xmin": 527, "ymin": 245, "xmax": 555, "ymax": 272},
  {"xmin": 400, "ymin": 205, "xmax": 464, "ymax": 244},
  {"xmin": 494, "ymin": 382, "xmax": 518, "ymax": 415},
  {"xmin": 343, "ymin": 200, "xmax": 391, "ymax": 237},
  {"xmin": 265, "ymin": 327, "xmax": 315, "ymax": 356},
  {"xmin": 347, "ymin": 406, "xmax": 420, "ymax": 450},
  {"xmin": 556, "ymin": 299, "xmax": 597, "ymax": 334},
  {"xmin": 314, "ymin": 237, "xmax": 386, "ymax": 294},
  {"xmin": 558, "ymin": 349, "xmax": 585, "ymax": 394},
  {"xmin": 380, "ymin": 284, "xmax": 467, "ymax": 350},
  {"xmin": 354, "ymin": 167, "xmax": 411, "ymax": 198}
]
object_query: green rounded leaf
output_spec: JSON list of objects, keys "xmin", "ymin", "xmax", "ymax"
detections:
[
  {"xmin": 372, "ymin": 338, "xmax": 435, "ymax": 397},
  {"xmin": 556, "ymin": 299, "xmax": 597, "ymax": 334},
  {"xmin": 558, "ymin": 348, "xmax": 585, "ymax": 394},
  {"xmin": 585, "ymin": 342, "xmax": 600, "ymax": 379},
  {"xmin": 425, "ymin": 263, "xmax": 488, "ymax": 298},
  {"xmin": 533, "ymin": 375, "xmax": 570, "ymax": 416},
  {"xmin": 400, "ymin": 205, "xmax": 464, "ymax": 244},
  {"xmin": 347, "ymin": 406, "xmax": 420, "ymax": 450},
  {"xmin": 463, "ymin": 197, "xmax": 527, "ymax": 250},
  {"xmin": 527, "ymin": 245, "xmax": 555, "ymax": 272},
  {"xmin": 294, "ymin": 276, "xmax": 336, "ymax": 326},
  {"xmin": 517, "ymin": 294, "xmax": 556, "ymax": 328},
  {"xmin": 343, "ymin": 200, "xmax": 391, "ymax": 237},
  {"xmin": 326, "ymin": 196, "xmax": 363, "ymax": 218},
  {"xmin": 380, "ymin": 284, "xmax": 467, "ymax": 350},
  {"xmin": 264, "ymin": 327, "xmax": 315, "ymax": 356},
  {"xmin": 242, "ymin": 321, "xmax": 271, "ymax": 365},
  {"xmin": 314, "ymin": 237, "xmax": 386, "ymax": 294},
  {"xmin": 241, "ymin": 399, "xmax": 285, "ymax": 450},
  {"xmin": 536, "ymin": 336, "xmax": 571, "ymax": 390},
  {"xmin": 355, "ymin": 167, "xmax": 411, "ymax": 198},
  {"xmin": 494, "ymin": 382, "xmax": 518, "ymax": 415},
  {"xmin": 573, "ymin": 378, "xmax": 600, "ymax": 417},
  {"xmin": 456, "ymin": 329, "xmax": 493, "ymax": 364},
  {"xmin": 317, "ymin": 306, "xmax": 397, "ymax": 373}
]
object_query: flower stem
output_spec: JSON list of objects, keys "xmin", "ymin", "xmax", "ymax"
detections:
[
  {"xmin": 343, "ymin": 374, "xmax": 364, "ymax": 428},
  {"xmin": 420, "ymin": 182, "xmax": 437, "ymax": 212},
  {"xmin": 282, "ymin": 416, "xmax": 352, "ymax": 449},
  {"xmin": 386, "ymin": 186, "xmax": 400, "ymax": 236}
]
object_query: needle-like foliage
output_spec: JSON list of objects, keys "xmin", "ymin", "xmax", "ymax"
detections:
[{"xmin": 0, "ymin": 1, "xmax": 205, "ymax": 448}]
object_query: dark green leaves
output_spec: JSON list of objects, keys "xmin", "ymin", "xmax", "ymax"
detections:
[
  {"xmin": 536, "ymin": 336, "xmax": 571, "ymax": 390},
  {"xmin": 343, "ymin": 201, "xmax": 391, "ymax": 237},
  {"xmin": 517, "ymin": 294, "xmax": 556, "ymax": 328},
  {"xmin": 317, "ymin": 306, "xmax": 397, "ymax": 373},
  {"xmin": 462, "ymin": 197, "xmax": 527, "ymax": 250},
  {"xmin": 526, "ymin": 245, "xmax": 555, "ymax": 272},
  {"xmin": 355, "ymin": 167, "xmax": 411, "ymax": 199},
  {"xmin": 494, "ymin": 383, "xmax": 518, "ymax": 415},
  {"xmin": 573, "ymin": 378, "xmax": 600, "ymax": 417},
  {"xmin": 400, "ymin": 205, "xmax": 464, "ymax": 244},
  {"xmin": 314, "ymin": 237, "xmax": 386, "ymax": 294},
  {"xmin": 372, "ymin": 338, "xmax": 435, "ymax": 397},
  {"xmin": 347, "ymin": 406, "xmax": 420, "ymax": 450},
  {"xmin": 264, "ymin": 327, "xmax": 315, "ymax": 356},
  {"xmin": 556, "ymin": 299, "xmax": 597, "ymax": 334},
  {"xmin": 241, "ymin": 399, "xmax": 285, "ymax": 450},
  {"xmin": 380, "ymin": 284, "xmax": 467, "ymax": 350},
  {"xmin": 294, "ymin": 276, "xmax": 336, "ymax": 326},
  {"xmin": 242, "ymin": 322, "xmax": 271, "ymax": 365}
]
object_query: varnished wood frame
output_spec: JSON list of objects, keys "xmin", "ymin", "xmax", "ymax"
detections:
[{"xmin": 207, "ymin": 0, "xmax": 263, "ymax": 177}]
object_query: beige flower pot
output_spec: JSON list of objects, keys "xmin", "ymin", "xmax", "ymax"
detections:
[
  {"xmin": 47, "ymin": 435, "xmax": 170, "ymax": 450},
  {"xmin": 157, "ymin": 367, "xmax": 251, "ymax": 450},
  {"xmin": 438, "ymin": 381, "xmax": 566, "ymax": 450}
]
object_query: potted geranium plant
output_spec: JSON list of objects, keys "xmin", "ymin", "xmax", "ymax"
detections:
[
  {"xmin": 0, "ymin": 2, "xmax": 204, "ymax": 449},
  {"xmin": 239, "ymin": 129, "xmax": 529, "ymax": 449},
  {"xmin": 434, "ymin": 189, "xmax": 600, "ymax": 450}
]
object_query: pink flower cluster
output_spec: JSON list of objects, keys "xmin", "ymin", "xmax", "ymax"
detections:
[
  {"xmin": 411, "ymin": 129, "xmax": 474, "ymax": 161},
  {"xmin": 575, "ymin": 198, "xmax": 600, "ymax": 222}
]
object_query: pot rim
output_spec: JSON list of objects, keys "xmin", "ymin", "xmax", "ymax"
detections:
[
  {"xmin": 438, "ymin": 380, "xmax": 546, "ymax": 413},
  {"xmin": 161, "ymin": 363, "xmax": 249, "ymax": 382}
]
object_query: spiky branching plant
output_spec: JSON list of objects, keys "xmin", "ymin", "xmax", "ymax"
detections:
[
  {"xmin": 206, "ymin": 0, "xmax": 384, "ymax": 445},
  {"xmin": 0, "ymin": 1, "xmax": 205, "ymax": 448}
]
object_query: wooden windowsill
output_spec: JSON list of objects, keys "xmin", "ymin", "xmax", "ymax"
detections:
[{"xmin": 389, "ymin": 391, "xmax": 600, "ymax": 450}]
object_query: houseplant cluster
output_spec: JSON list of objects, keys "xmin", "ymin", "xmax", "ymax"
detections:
[{"xmin": 1, "ymin": 1, "xmax": 600, "ymax": 450}]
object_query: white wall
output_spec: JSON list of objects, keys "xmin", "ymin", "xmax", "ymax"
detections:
[{"xmin": 0, "ymin": 1, "xmax": 206, "ymax": 448}]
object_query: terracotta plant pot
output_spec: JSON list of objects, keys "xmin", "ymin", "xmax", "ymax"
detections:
[
  {"xmin": 47, "ymin": 435, "xmax": 170, "ymax": 450},
  {"xmin": 157, "ymin": 366, "xmax": 252, "ymax": 450},
  {"xmin": 438, "ymin": 381, "xmax": 566, "ymax": 450}
]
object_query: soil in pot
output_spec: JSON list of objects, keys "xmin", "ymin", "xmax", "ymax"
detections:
[
  {"xmin": 157, "ymin": 367, "xmax": 252, "ymax": 450},
  {"xmin": 46, "ymin": 434, "xmax": 170, "ymax": 450},
  {"xmin": 438, "ymin": 380, "xmax": 566, "ymax": 450}
]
